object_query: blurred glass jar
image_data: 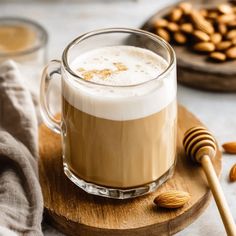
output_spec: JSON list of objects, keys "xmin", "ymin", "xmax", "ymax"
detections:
[{"xmin": 0, "ymin": 17, "xmax": 48, "ymax": 95}]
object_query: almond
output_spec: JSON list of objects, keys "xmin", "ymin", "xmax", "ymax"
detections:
[
  {"xmin": 222, "ymin": 142, "xmax": 236, "ymax": 154},
  {"xmin": 209, "ymin": 52, "xmax": 226, "ymax": 61},
  {"xmin": 166, "ymin": 22, "xmax": 179, "ymax": 32},
  {"xmin": 156, "ymin": 28, "xmax": 170, "ymax": 42},
  {"xmin": 180, "ymin": 23, "xmax": 193, "ymax": 34},
  {"xmin": 229, "ymin": 164, "xmax": 236, "ymax": 182},
  {"xmin": 218, "ymin": 23, "xmax": 227, "ymax": 35},
  {"xmin": 232, "ymin": 37, "xmax": 236, "ymax": 45},
  {"xmin": 216, "ymin": 41, "xmax": 232, "ymax": 51},
  {"xmin": 178, "ymin": 2, "xmax": 192, "ymax": 14},
  {"xmin": 226, "ymin": 46, "xmax": 236, "ymax": 59},
  {"xmin": 169, "ymin": 8, "xmax": 183, "ymax": 22},
  {"xmin": 218, "ymin": 14, "xmax": 235, "ymax": 24},
  {"xmin": 154, "ymin": 190, "xmax": 190, "ymax": 209},
  {"xmin": 227, "ymin": 20, "xmax": 236, "ymax": 28},
  {"xmin": 153, "ymin": 18, "xmax": 168, "ymax": 28},
  {"xmin": 190, "ymin": 10, "xmax": 214, "ymax": 35},
  {"xmin": 174, "ymin": 32, "xmax": 187, "ymax": 44},
  {"xmin": 226, "ymin": 29, "xmax": 236, "ymax": 40},
  {"xmin": 211, "ymin": 33, "xmax": 222, "ymax": 44},
  {"xmin": 193, "ymin": 30, "xmax": 210, "ymax": 42},
  {"xmin": 218, "ymin": 3, "xmax": 233, "ymax": 14},
  {"xmin": 199, "ymin": 9, "xmax": 208, "ymax": 17},
  {"xmin": 194, "ymin": 42, "xmax": 215, "ymax": 52}
]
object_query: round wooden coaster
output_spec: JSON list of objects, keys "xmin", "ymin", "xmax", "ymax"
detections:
[
  {"xmin": 39, "ymin": 105, "xmax": 222, "ymax": 236},
  {"xmin": 141, "ymin": 0, "xmax": 236, "ymax": 92}
]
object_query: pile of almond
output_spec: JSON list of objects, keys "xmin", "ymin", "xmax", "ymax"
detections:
[{"xmin": 153, "ymin": 2, "xmax": 236, "ymax": 62}]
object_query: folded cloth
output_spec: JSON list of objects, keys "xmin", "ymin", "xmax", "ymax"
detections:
[{"xmin": 0, "ymin": 61, "xmax": 43, "ymax": 236}]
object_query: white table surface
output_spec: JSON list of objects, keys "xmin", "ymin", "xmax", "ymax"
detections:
[{"xmin": 1, "ymin": 1, "xmax": 236, "ymax": 235}]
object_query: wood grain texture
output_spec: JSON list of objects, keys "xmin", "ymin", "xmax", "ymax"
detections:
[
  {"xmin": 39, "ymin": 105, "xmax": 222, "ymax": 236},
  {"xmin": 141, "ymin": 0, "xmax": 236, "ymax": 92}
]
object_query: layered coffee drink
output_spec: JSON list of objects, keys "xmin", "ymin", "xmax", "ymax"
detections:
[{"xmin": 62, "ymin": 45, "xmax": 177, "ymax": 189}]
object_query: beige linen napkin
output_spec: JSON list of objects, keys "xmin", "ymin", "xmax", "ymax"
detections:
[{"xmin": 0, "ymin": 61, "xmax": 43, "ymax": 236}]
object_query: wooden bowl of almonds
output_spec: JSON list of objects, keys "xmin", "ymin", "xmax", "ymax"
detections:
[{"xmin": 141, "ymin": 0, "xmax": 236, "ymax": 92}]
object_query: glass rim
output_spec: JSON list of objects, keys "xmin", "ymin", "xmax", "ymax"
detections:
[
  {"xmin": 62, "ymin": 27, "xmax": 176, "ymax": 88},
  {"xmin": 0, "ymin": 17, "xmax": 48, "ymax": 57}
]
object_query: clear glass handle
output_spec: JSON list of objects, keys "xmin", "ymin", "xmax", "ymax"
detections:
[{"xmin": 40, "ymin": 60, "xmax": 61, "ymax": 134}]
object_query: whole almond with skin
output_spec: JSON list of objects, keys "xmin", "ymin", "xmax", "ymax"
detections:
[
  {"xmin": 153, "ymin": 18, "xmax": 168, "ymax": 28},
  {"xmin": 169, "ymin": 8, "xmax": 183, "ymax": 22},
  {"xmin": 211, "ymin": 33, "xmax": 222, "ymax": 44},
  {"xmin": 199, "ymin": 9, "xmax": 208, "ymax": 17},
  {"xmin": 226, "ymin": 46, "xmax": 236, "ymax": 59},
  {"xmin": 209, "ymin": 52, "xmax": 226, "ymax": 61},
  {"xmin": 232, "ymin": 37, "xmax": 236, "ymax": 45},
  {"xmin": 167, "ymin": 22, "xmax": 179, "ymax": 32},
  {"xmin": 174, "ymin": 32, "xmax": 187, "ymax": 44},
  {"xmin": 226, "ymin": 29, "xmax": 236, "ymax": 40},
  {"xmin": 218, "ymin": 3, "xmax": 233, "ymax": 14},
  {"xmin": 218, "ymin": 14, "xmax": 235, "ymax": 24},
  {"xmin": 156, "ymin": 28, "xmax": 170, "ymax": 42},
  {"xmin": 193, "ymin": 30, "xmax": 210, "ymax": 42},
  {"xmin": 227, "ymin": 20, "xmax": 236, "ymax": 28},
  {"xmin": 194, "ymin": 42, "xmax": 215, "ymax": 52},
  {"xmin": 216, "ymin": 41, "xmax": 232, "ymax": 51},
  {"xmin": 178, "ymin": 2, "xmax": 192, "ymax": 14},
  {"xmin": 218, "ymin": 24, "xmax": 227, "ymax": 35},
  {"xmin": 180, "ymin": 23, "xmax": 193, "ymax": 34},
  {"xmin": 229, "ymin": 164, "xmax": 236, "ymax": 182},
  {"xmin": 222, "ymin": 142, "xmax": 236, "ymax": 154},
  {"xmin": 154, "ymin": 190, "xmax": 190, "ymax": 209},
  {"xmin": 190, "ymin": 10, "xmax": 214, "ymax": 35}
]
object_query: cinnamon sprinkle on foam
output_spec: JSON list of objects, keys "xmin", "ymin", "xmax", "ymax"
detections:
[
  {"xmin": 78, "ymin": 62, "xmax": 128, "ymax": 81},
  {"xmin": 113, "ymin": 62, "xmax": 128, "ymax": 71}
]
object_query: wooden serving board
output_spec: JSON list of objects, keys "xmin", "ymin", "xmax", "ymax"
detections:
[
  {"xmin": 141, "ymin": 0, "xmax": 236, "ymax": 92},
  {"xmin": 39, "ymin": 105, "xmax": 222, "ymax": 236}
]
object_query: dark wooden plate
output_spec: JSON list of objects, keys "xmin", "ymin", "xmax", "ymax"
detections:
[{"xmin": 141, "ymin": 0, "xmax": 236, "ymax": 92}]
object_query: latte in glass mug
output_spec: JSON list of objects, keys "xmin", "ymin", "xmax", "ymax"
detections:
[{"xmin": 40, "ymin": 28, "xmax": 177, "ymax": 199}]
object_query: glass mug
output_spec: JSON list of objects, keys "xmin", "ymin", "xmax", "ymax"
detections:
[{"xmin": 40, "ymin": 28, "xmax": 177, "ymax": 199}]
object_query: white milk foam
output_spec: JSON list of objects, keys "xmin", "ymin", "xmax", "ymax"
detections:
[
  {"xmin": 63, "ymin": 46, "xmax": 176, "ymax": 121},
  {"xmin": 72, "ymin": 46, "xmax": 168, "ymax": 86}
]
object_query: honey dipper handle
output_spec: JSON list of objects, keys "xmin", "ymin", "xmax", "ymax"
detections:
[{"xmin": 201, "ymin": 155, "xmax": 236, "ymax": 236}]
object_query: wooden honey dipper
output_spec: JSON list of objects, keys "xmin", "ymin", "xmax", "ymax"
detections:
[{"xmin": 183, "ymin": 126, "xmax": 236, "ymax": 236}]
